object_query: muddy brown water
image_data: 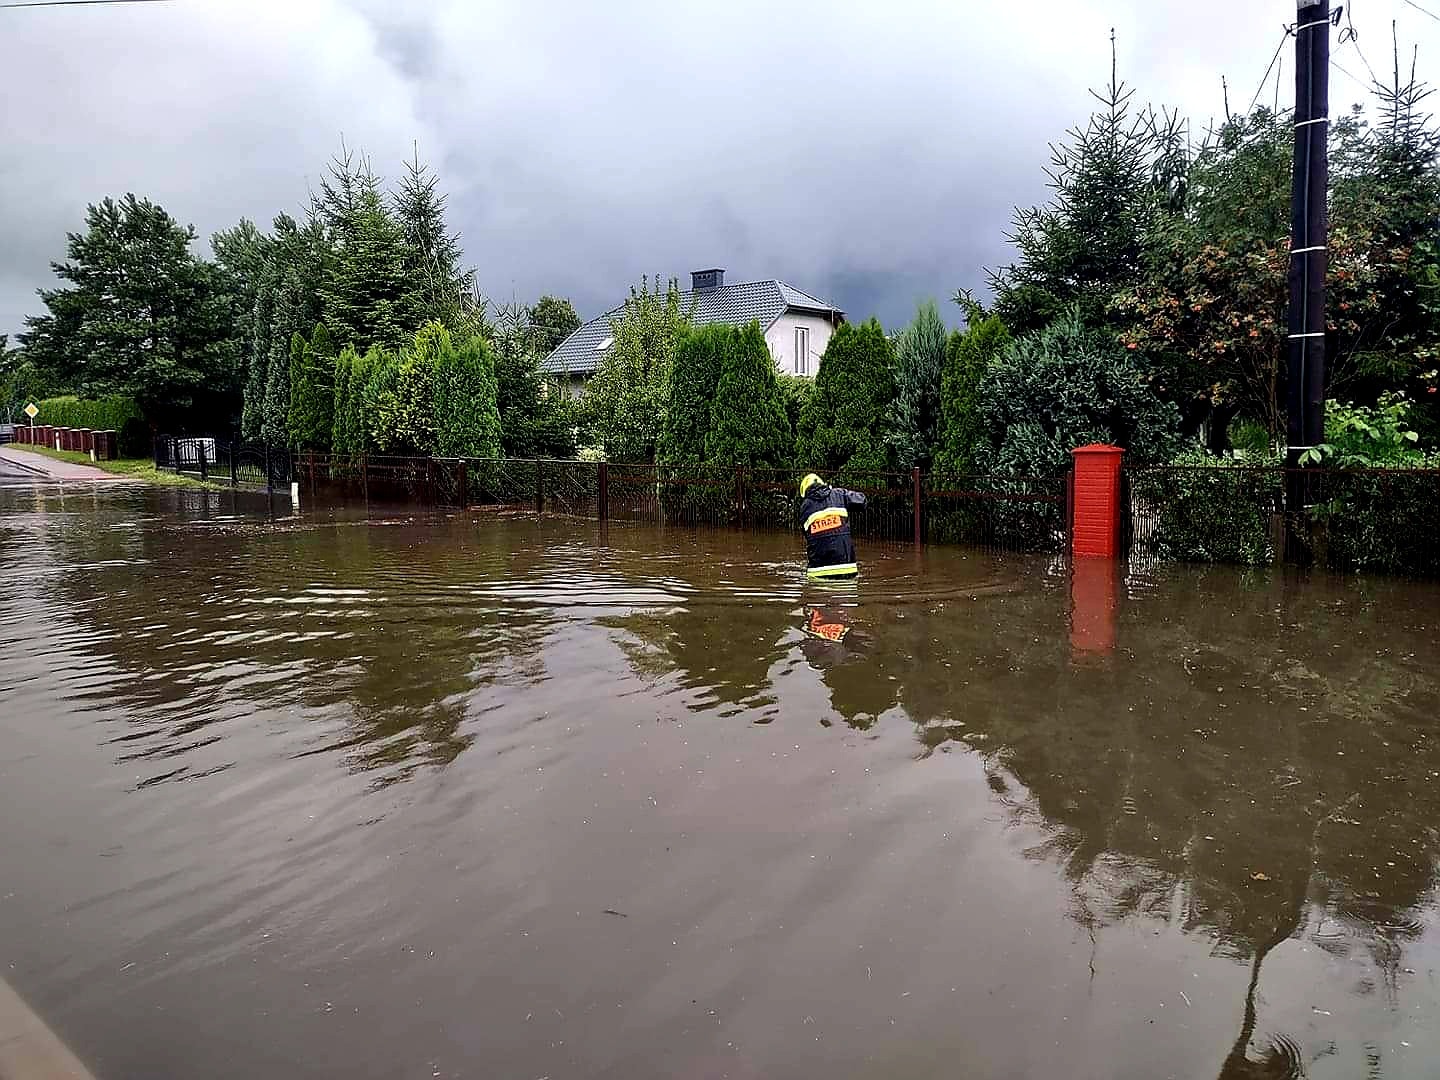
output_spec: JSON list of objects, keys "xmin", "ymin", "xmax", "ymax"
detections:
[{"xmin": 2, "ymin": 484, "xmax": 1440, "ymax": 1080}]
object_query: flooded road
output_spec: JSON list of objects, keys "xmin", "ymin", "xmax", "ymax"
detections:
[{"xmin": 3, "ymin": 484, "xmax": 1440, "ymax": 1079}]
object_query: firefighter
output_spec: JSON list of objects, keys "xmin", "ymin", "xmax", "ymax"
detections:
[{"xmin": 797, "ymin": 473, "xmax": 866, "ymax": 579}]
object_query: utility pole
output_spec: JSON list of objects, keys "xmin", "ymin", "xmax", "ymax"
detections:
[{"xmin": 1286, "ymin": 1, "xmax": 1331, "ymax": 530}]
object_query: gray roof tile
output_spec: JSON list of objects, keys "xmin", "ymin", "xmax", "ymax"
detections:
[{"xmin": 541, "ymin": 279, "xmax": 843, "ymax": 375}]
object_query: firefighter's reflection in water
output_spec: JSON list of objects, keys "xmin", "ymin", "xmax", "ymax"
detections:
[
  {"xmin": 801, "ymin": 604, "xmax": 856, "ymax": 648},
  {"xmin": 798, "ymin": 603, "xmax": 895, "ymax": 730}
]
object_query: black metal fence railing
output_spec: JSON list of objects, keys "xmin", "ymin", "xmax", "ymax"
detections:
[
  {"xmin": 1125, "ymin": 463, "xmax": 1440, "ymax": 578},
  {"xmin": 154, "ymin": 436, "xmax": 293, "ymax": 491},
  {"xmin": 212, "ymin": 451, "xmax": 1070, "ymax": 555}
]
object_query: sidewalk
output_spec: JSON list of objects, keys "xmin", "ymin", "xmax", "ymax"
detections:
[
  {"xmin": 0, "ymin": 975, "xmax": 96, "ymax": 1079},
  {"xmin": 0, "ymin": 445, "xmax": 135, "ymax": 483}
]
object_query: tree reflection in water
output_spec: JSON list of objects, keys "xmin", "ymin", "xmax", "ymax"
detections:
[{"xmin": 616, "ymin": 556, "xmax": 1440, "ymax": 1078}]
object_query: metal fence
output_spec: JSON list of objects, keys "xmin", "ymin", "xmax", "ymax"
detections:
[
  {"xmin": 268, "ymin": 453, "xmax": 1071, "ymax": 554},
  {"xmin": 154, "ymin": 436, "xmax": 293, "ymax": 491},
  {"xmin": 1126, "ymin": 463, "xmax": 1440, "ymax": 577}
]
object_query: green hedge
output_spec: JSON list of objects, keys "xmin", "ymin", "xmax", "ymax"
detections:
[
  {"xmin": 1128, "ymin": 455, "xmax": 1282, "ymax": 565},
  {"xmin": 35, "ymin": 395, "xmax": 148, "ymax": 456},
  {"xmin": 1315, "ymin": 467, "xmax": 1440, "ymax": 577}
]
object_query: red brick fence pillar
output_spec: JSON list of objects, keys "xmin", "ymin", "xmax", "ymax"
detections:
[{"xmin": 1070, "ymin": 443, "xmax": 1125, "ymax": 559}]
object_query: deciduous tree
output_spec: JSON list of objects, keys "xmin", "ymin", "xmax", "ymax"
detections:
[
  {"xmin": 20, "ymin": 194, "xmax": 236, "ymax": 430},
  {"xmin": 583, "ymin": 276, "xmax": 691, "ymax": 462}
]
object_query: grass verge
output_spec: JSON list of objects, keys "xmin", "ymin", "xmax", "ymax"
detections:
[{"xmin": 3, "ymin": 444, "xmax": 222, "ymax": 488}]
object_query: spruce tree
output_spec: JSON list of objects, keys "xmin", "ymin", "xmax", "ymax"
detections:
[
  {"xmin": 989, "ymin": 41, "xmax": 1184, "ymax": 333},
  {"xmin": 704, "ymin": 323, "xmax": 792, "ymax": 469},
  {"xmin": 394, "ymin": 147, "xmax": 474, "ymax": 331},
  {"xmin": 315, "ymin": 148, "xmax": 414, "ymax": 352},
  {"xmin": 886, "ymin": 300, "xmax": 949, "ymax": 470},
  {"xmin": 795, "ymin": 318, "xmax": 895, "ymax": 475}
]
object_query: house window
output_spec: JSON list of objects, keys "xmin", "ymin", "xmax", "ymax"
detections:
[
  {"xmin": 794, "ymin": 327, "xmax": 810, "ymax": 375},
  {"xmin": 596, "ymin": 336, "xmax": 614, "ymax": 352}
]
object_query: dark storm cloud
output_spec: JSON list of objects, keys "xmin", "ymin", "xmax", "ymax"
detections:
[{"xmin": 1, "ymin": 0, "xmax": 1434, "ymax": 338}]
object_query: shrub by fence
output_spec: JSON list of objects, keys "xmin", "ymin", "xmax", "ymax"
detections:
[
  {"xmin": 36, "ymin": 396, "xmax": 147, "ymax": 457},
  {"xmin": 1127, "ymin": 459, "xmax": 1440, "ymax": 578},
  {"xmin": 1309, "ymin": 469, "xmax": 1440, "ymax": 578},
  {"xmin": 1128, "ymin": 460, "xmax": 1282, "ymax": 566}
]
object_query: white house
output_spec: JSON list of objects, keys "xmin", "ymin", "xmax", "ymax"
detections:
[{"xmin": 541, "ymin": 268, "xmax": 844, "ymax": 389}]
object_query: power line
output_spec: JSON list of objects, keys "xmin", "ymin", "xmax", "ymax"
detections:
[
  {"xmin": 1331, "ymin": 56, "xmax": 1371, "ymax": 92},
  {"xmin": 0, "ymin": 0, "xmax": 171, "ymax": 8},
  {"xmin": 1338, "ymin": 5, "xmax": 1380, "ymax": 85},
  {"xmin": 1249, "ymin": 26, "xmax": 1295, "ymax": 114},
  {"xmin": 1400, "ymin": 0, "xmax": 1440, "ymax": 22}
]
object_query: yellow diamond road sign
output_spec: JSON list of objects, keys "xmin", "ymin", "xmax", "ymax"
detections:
[{"xmin": 23, "ymin": 402, "xmax": 38, "ymax": 420}]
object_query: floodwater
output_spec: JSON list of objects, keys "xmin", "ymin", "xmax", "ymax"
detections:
[{"xmin": 2, "ymin": 484, "xmax": 1440, "ymax": 1080}]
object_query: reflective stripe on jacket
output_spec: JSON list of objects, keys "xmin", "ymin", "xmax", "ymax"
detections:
[{"xmin": 797, "ymin": 484, "xmax": 866, "ymax": 576}]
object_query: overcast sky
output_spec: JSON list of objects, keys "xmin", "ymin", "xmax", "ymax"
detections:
[{"xmin": 2, "ymin": 0, "xmax": 1436, "ymax": 338}]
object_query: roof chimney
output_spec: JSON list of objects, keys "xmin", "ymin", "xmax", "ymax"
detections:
[{"xmin": 691, "ymin": 268, "xmax": 725, "ymax": 292}]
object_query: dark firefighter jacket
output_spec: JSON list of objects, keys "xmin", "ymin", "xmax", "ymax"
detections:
[{"xmin": 797, "ymin": 484, "xmax": 866, "ymax": 577}]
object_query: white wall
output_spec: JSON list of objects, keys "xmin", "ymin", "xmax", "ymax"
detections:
[{"xmin": 765, "ymin": 313, "xmax": 838, "ymax": 377}]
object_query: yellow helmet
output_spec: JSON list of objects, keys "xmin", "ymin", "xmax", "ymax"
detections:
[{"xmin": 799, "ymin": 473, "xmax": 823, "ymax": 497}]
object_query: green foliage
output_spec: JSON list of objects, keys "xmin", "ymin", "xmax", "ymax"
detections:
[
  {"xmin": 331, "ymin": 345, "xmax": 356, "ymax": 454},
  {"xmin": 19, "ymin": 194, "xmax": 237, "ymax": 430},
  {"xmin": 886, "ymin": 300, "xmax": 949, "ymax": 470},
  {"xmin": 212, "ymin": 219, "xmax": 271, "ymax": 437},
  {"xmin": 795, "ymin": 318, "xmax": 895, "ymax": 474},
  {"xmin": 1129, "ymin": 453, "xmax": 1281, "ymax": 565},
  {"xmin": 261, "ymin": 332, "xmax": 296, "ymax": 445},
  {"xmin": 583, "ymin": 276, "xmax": 692, "ymax": 463},
  {"xmin": 1114, "ymin": 109, "xmax": 1395, "ymax": 442},
  {"xmin": 704, "ymin": 323, "xmax": 792, "ymax": 469},
  {"xmin": 1316, "ymin": 465, "xmax": 1440, "ymax": 576},
  {"xmin": 288, "ymin": 323, "xmax": 335, "ymax": 449},
  {"xmin": 365, "ymin": 324, "xmax": 443, "ymax": 455},
  {"xmin": 989, "ymin": 56, "xmax": 1185, "ymax": 334},
  {"xmin": 315, "ymin": 150, "xmax": 416, "ymax": 353},
  {"xmin": 244, "ymin": 213, "xmax": 327, "ymax": 441},
  {"xmin": 1299, "ymin": 394, "xmax": 1426, "ymax": 467},
  {"xmin": 0, "ymin": 342, "xmax": 50, "ymax": 424},
  {"xmin": 394, "ymin": 148, "xmax": 475, "ymax": 332},
  {"xmin": 488, "ymin": 302, "xmax": 578, "ymax": 458},
  {"xmin": 434, "ymin": 329, "xmax": 502, "ymax": 459},
  {"xmin": 343, "ymin": 346, "xmax": 380, "ymax": 454},
  {"xmin": 978, "ymin": 312, "xmax": 1181, "ymax": 476},
  {"xmin": 1228, "ymin": 419, "xmax": 1273, "ymax": 457},
  {"xmin": 658, "ymin": 323, "xmax": 730, "ymax": 467},
  {"xmin": 32, "ymin": 394, "xmax": 148, "ymax": 455},
  {"xmin": 936, "ymin": 313, "xmax": 1011, "ymax": 473},
  {"xmin": 528, "ymin": 295, "xmax": 582, "ymax": 356},
  {"xmin": 776, "ymin": 375, "xmax": 813, "ymax": 443}
]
